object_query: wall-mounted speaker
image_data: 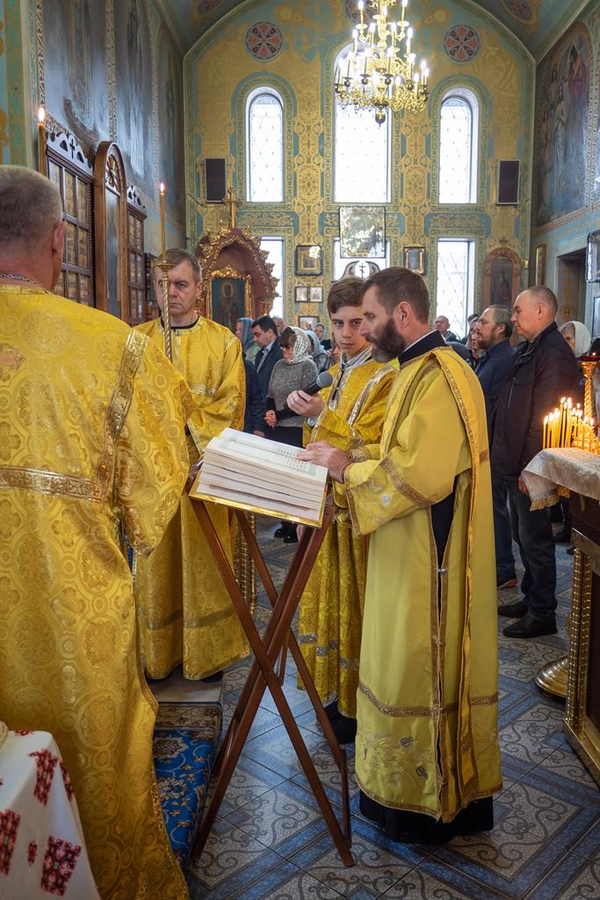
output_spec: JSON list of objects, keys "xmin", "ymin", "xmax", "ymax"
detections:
[
  {"xmin": 204, "ymin": 158, "xmax": 227, "ymax": 203},
  {"xmin": 496, "ymin": 159, "xmax": 520, "ymax": 205}
]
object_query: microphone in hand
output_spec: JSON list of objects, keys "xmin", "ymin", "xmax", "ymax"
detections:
[{"xmin": 284, "ymin": 372, "xmax": 333, "ymax": 414}]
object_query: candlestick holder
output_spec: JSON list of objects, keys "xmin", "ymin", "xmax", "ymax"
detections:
[
  {"xmin": 578, "ymin": 356, "xmax": 598, "ymax": 420},
  {"xmin": 157, "ymin": 258, "xmax": 173, "ymax": 362}
]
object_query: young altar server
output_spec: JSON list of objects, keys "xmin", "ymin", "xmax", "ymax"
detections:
[{"xmin": 287, "ymin": 277, "xmax": 396, "ymax": 742}]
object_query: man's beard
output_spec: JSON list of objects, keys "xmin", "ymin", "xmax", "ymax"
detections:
[{"xmin": 367, "ymin": 318, "xmax": 406, "ymax": 361}]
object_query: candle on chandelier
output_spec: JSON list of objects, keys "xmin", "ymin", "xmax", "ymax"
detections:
[{"xmin": 159, "ymin": 182, "xmax": 167, "ymax": 260}]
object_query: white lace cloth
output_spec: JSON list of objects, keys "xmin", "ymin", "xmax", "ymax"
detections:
[
  {"xmin": 0, "ymin": 730, "xmax": 99, "ymax": 898},
  {"xmin": 521, "ymin": 447, "xmax": 600, "ymax": 509}
]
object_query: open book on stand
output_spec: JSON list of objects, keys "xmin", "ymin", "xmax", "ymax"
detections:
[{"xmin": 190, "ymin": 428, "xmax": 329, "ymax": 526}]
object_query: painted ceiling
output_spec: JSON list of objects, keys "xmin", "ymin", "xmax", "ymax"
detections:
[{"xmin": 159, "ymin": 0, "xmax": 587, "ymax": 59}]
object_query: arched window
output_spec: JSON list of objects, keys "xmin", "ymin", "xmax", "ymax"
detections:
[
  {"xmin": 439, "ymin": 89, "xmax": 478, "ymax": 203},
  {"xmin": 333, "ymin": 46, "xmax": 390, "ymax": 203},
  {"xmin": 246, "ymin": 88, "xmax": 284, "ymax": 202}
]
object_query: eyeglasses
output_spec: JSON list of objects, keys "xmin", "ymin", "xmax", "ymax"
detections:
[{"xmin": 280, "ymin": 344, "xmax": 292, "ymax": 349}]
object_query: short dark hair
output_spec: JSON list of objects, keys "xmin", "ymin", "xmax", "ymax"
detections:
[
  {"xmin": 154, "ymin": 248, "xmax": 201, "ymax": 282},
  {"xmin": 360, "ymin": 267, "xmax": 429, "ymax": 323},
  {"xmin": 278, "ymin": 326, "xmax": 296, "ymax": 348},
  {"xmin": 252, "ymin": 314, "xmax": 278, "ymax": 335},
  {"xmin": 487, "ymin": 304, "xmax": 513, "ymax": 338},
  {"xmin": 327, "ymin": 277, "xmax": 365, "ymax": 315},
  {"xmin": 467, "ymin": 312, "xmax": 479, "ymax": 324}
]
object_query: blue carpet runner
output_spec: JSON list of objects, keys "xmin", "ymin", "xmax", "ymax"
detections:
[{"xmin": 153, "ymin": 701, "xmax": 221, "ymax": 872}]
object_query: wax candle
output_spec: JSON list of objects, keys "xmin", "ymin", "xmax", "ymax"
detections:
[{"xmin": 159, "ymin": 182, "xmax": 167, "ymax": 260}]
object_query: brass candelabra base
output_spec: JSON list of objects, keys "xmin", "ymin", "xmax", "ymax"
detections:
[{"xmin": 535, "ymin": 654, "xmax": 568, "ymax": 698}]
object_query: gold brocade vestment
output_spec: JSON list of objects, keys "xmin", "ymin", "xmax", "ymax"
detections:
[
  {"xmin": 298, "ymin": 355, "xmax": 395, "ymax": 717},
  {"xmin": 340, "ymin": 346, "xmax": 502, "ymax": 821},
  {"xmin": 135, "ymin": 316, "xmax": 248, "ymax": 679},
  {"xmin": 0, "ymin": 286, "xmax": 192, "ymax": 898}
]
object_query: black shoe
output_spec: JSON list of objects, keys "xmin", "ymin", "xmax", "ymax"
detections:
[
  {"xmin": 332, "ymin": 714, "xmax": 357, "ymax": 744},
  {"xmin": 503, "ymin": 614, "xmax": 557, "ymax": 639},
  {"xmin": 200, "ymin": 670, "xmax": 223, "ymax": 683},
  {"xmin": 498, "ymin": 600, "xmax": 528, "ymax": 618},
  {"xmin": 497, "ymin": 575, "xmax": 518, "ymax": 589},
  {"xmin": 566, "ymin": 545, "xmax": 575, "ymax": 556},
  {"xmin": 324, "ymin": 700, "xmax": 340, "ymax": 723},
  {"xmin": 274, "ymin": 527, "xmax": 286, "ymax": 538},
  {"xmin": 283, "ymin": 529, "xmax": 298, "ymax": 544},
  {"xmin": 554, "ymin": 530, "xmax": 571, "ymax": 544}
]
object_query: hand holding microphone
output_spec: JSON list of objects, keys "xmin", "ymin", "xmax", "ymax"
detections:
[{"xmin": 285, "ymin": 371, "xmax": 333, "ymax": 417}]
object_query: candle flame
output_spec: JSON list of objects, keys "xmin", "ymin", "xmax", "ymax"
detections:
[
  {"xmin": 37, "ymin": 106, "xmax": 46, "ymax": 125},
  {"xmin": 159, "ymin": 182, "xmax": 165, "ymax": 194}
]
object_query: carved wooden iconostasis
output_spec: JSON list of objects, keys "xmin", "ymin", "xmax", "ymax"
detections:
[
  {"xmin": 196, "ymin": 226, "xmax": 278, "ymax": 326},
  {"xmin": 40, "ymin": 119, "xmax": 152, "ymax": 326}
]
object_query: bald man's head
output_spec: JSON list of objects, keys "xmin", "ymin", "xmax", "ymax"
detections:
[{"xmin": 512, "ymin": 286, "xmax": 558, "ymax": 342}]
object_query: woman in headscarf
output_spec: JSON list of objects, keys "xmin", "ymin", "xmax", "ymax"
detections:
[
  {"xmin": 305, "ymin": 329, "xmax": 329, "ymax": 373},
  {"xmin": 264, "ymin": 327, "xmax": 318, "ymax": 542},
  {"xmin": 235, "ymin": 316, "xmax": 260, "ymax": 363},
  {"xmin": 559, "ymin": 320, "xmax": 591, "ymax": 357}
]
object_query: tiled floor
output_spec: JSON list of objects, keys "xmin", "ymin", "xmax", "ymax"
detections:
[{"xmin": 186, "ymin": 524, "xmax": 600, "ymax": 900}]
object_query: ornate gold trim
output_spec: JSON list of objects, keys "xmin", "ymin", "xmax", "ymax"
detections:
[
  {"xmin": 380, "ymin": 457, "xmax": 430, "ymax": 508},
  {"xmin": 359, "ymin": 681, "xmax": 498, "ymax": 717},
  {"xmin": 205, "ymin": 266, "xmax": 252, "ymax": 321},
  {"xmin": 96, "ymin": 330, "xmax": 147, "ymax": 499},
  {"xmin": 0, "ymin": 465, "xmax": 97, "ymax": 501}
]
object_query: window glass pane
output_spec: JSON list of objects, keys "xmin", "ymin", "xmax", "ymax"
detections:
[
  {"xmin": 334, "ymin": 102, "xmax": 390, "ymax": 203},
  {"xmin": 439, "ymin": 98, "xmax": 473, "ymax": 203},
  {"xmin": 260, "ymin": 237, "xmax": 284, "ymax": 317},
  {"xmin": 435, "ymin": 239, "xmax": 473, "ymax": 337},
  {"xmin": 248, "ymin": 93, "xmax": 283, "ymax": 202},
  {"xmin": 332, "ymin": 239, "xmax": 390, "ymax": 280}
]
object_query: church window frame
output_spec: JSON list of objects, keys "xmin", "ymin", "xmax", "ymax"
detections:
[
  {"xmin": 245, "ymin": 86, "xmax": 284, "ymax": 203},
  {"xmin": 438, "ymin": 87, "xmax": 479, "ymax": 204}
]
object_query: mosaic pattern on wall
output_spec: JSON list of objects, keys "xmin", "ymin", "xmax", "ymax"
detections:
[
  {"xmin": 534, "ymin": 22, "xmax": 591, "ymax": 228},
  {"xmin": 245, "ymin": 22, "xmax": 282, "ymax": 60},
  {"xmin": 443, "ymin": 25, "xmax": 481, "ymax": 63}
]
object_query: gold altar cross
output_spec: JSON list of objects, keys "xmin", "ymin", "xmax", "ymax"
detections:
[{"xmin": 222, "ymin": 187, "xmax": 241, "ymax": 229}]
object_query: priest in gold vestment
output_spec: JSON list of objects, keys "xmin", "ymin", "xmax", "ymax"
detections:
[
  {"xmin": 287, "ymin": 278, "xmax": 395, "ymax": 743},
  {"xmin": 303, "ymin": 268, "xmax": 502, "ymax": 842},
  {"xmin": 0, "ymin": 167, "xmax": 192, "ymax": 897},
  {"xmin": 135, "ymin": 249, "xmax": 247, "ymax": 680}
]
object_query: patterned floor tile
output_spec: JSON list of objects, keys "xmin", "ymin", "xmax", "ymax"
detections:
[
  {"xmin": 380, "ymin": 861, "xmax": 510, "ymax": 900},
  {"xmin": 536, "ymin": 742, "xmax": 600, "ymax": 790},
  {"xmin": 226, "ymin": 779, "xmax": 328, "ymax": 853},
  {"xmin": 257, "ymin": 680, "xmax": 316, "ymax": 723},
  {"xmin": 525, "ymin": 856, "xmax": 600, "ymax": 900},
  {"xmin": 572, "ymin": 820, "xmax": 600, "ymax": 862},
  {"xmin": 216, "ymin": 754, "xmax": 287, "ymax": 812},
  {"xmin": 240, "ymin": 863, "xmax": 346, "ymax": 900},
  {"xmin": 290, "ymin": 816, "xmax": 427, "ymax": 900},
  {"xmin": 499, "ymin": 694, "xmax": 566, "ymax": 766},
  {"xmin": 221, "ymin": 690, "xmax": 282, "ymax": 742},
  {"xmin": 243, "ymin": 723, "xmax": 346, "ymax": 781},
  {"xmin": 432, "ymin": 765, "xmax": 600, "ymax": 899},
  {"xmin": 496, "ymin": 639, "xmax": 569, "ymax": 683},
  {"xmin": 187, "ymin": 819, "xmax": 285, "ymax": 900}
]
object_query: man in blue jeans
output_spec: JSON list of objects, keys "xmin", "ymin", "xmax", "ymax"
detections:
[
  {"xmin": 490, "ymin": 287, "xmax": 581, "ymax": 638},
  {"xmin": 474, "ymin": 305, "xmax": 517, "ymax": 589}
]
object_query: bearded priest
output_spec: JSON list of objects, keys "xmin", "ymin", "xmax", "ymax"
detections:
[{"xmin": 301, "ymin": 267, "xmax": 502, "ymax": 843}]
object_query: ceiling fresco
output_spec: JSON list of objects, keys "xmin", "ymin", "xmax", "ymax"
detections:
[{"xmin": 159, "ymin": 0, "xmax": 588, "ymax": 59}]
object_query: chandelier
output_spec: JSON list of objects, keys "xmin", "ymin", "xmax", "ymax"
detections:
[{"xmin": 335, "ymin": 0, "xmax": 429, "ymax": 124}]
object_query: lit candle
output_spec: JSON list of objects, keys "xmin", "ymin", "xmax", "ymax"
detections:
[
  {"xmin": 543, "ymin": 415, "xmax": 549, "ymax": 449},
  {"xmin": 159, "ymin": 182, "xmax": 167, "ymax": 260},
  {"xmin": 37, "ymin": 106, "xmax": 46, "ymax": 174}
]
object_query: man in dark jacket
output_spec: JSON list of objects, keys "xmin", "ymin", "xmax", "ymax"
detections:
[
  {"xmin": 252, "ymin": 314, "xmax": 283, "ymax": 395},
  {"xmin": 490, "ymin": 287, "xmax": 581, "ymax": 638},
  {"xmin": 474, "ymin": 305, "xmax": 517, "ymax": 589}
]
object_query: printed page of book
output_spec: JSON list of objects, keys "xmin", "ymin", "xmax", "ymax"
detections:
[{"xmin": 206, "ymin": 428, "xmax": 327, "ymax": 485}]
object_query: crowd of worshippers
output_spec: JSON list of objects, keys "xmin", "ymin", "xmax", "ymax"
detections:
[{"xmin": 0, "ymin": 164, "xmax": 588, "ymax": 897}]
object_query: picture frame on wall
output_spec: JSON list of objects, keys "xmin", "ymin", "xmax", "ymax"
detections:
[
  {"xmin": 295, "ymin": 245, "xmax": 322, "ymax": 276},
  {"xmin": 309, "ymin": 286, "xmax": 323, "ymax": 303},
  {"xmin": 592, "ymin": 296, "xmax": 600, "ymax": 337},
  {"xmin": 298, "ymin": 314, "xmax": 318, "ymax": 330},
  {"xmin": 403, "ymin": 246, "xmax": 426, "ymax": 275},
  {"xmin": 339, "ymin": 206, "xmax": 385, "ymax": 258},
  {"xmin": 586, "ymin": 231, "xmax": 600, "ymax": 283},
  {"xmin": 295, "ymin": 285, "xmax": 309, "ymax": 303},
  {"xmin": 534, "ymin": 244, "xmax": 546, "ymax": 285}
]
